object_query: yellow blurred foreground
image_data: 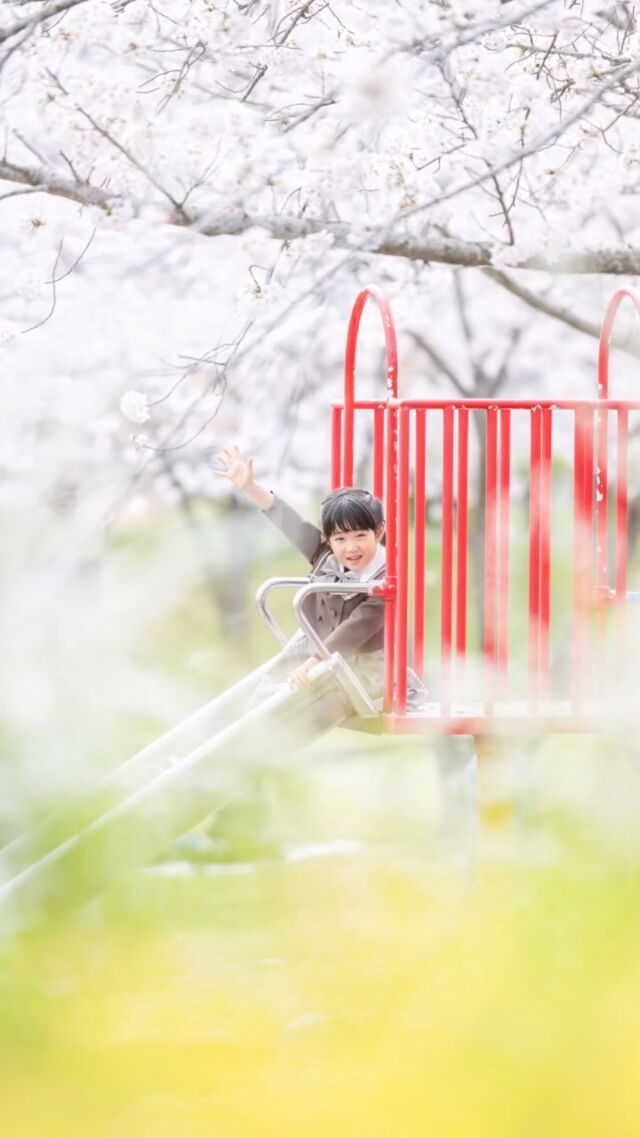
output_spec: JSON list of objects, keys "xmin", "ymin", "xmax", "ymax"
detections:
[{"xmin": 3, "ymin": 824, "xmax": 640, "ymax": 1138}]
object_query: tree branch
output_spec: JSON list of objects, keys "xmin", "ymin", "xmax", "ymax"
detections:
[
  {"xmin": 484, "ymin": 268, "xmax": 640, "ymax": 360},
  {"xmin": 5, "ymin": 156, "xmax": 640, "ymax": 276},
  {"xmin": 0, "ymin": 0, "xmax": 90, "ymax": 45},
  {"xmin": 409, "ymin": 331, "xmax": 473, "ymax": 398},
  {"xmin": 282, "ymin": 0, "xmax": 559, "ymax": 134},
  {"xmin": 0, "ymin": 157, "xmax": 124, "ymax": 210},
  {"xmin": 395, "ymin": 52, "xmax": 640, "ymax": 231}
]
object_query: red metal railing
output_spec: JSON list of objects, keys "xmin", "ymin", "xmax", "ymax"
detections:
[
  {"xmin": 331, "ymin": 287, "xmax": 640, "ymax": 730},
  {"xmin": 596, "ymin": 290, "xmax": 640, "ymax": 607},
  {"xmin": 333, "ymin": 286, "xmax": 399, "ymax": 711}
]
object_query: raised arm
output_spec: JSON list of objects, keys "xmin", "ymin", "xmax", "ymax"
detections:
[
  {"xmin": 214, "ymin": 445, "xmax": 274, "ymax": 511},
  {"xmin": 214, "ymin": 445, "xmax": 324, "ymax": 563}
]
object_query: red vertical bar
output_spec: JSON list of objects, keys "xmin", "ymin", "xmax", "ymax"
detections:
[
  {"xmin": 616, "ymin": 409, "xmax": 629, "ymax": 599},
  {"xmin": 373, "ymin": 405, "xmax": 385, "ymax": 499},
  {"xmin": 539, "ymin": 408, "xmax": 553, "ymax": 693},
  {"xmin": 582, "ymin": 409, "xmax": 595, "ymax": 702},
  {"xmin": 395, "ymin": 406, "xmax": 410, "ymax": 714},
  {"xmin": 613, "ymin": 409, "xmax": 629, "ymax": 696},
  {"xmin": 583, "ymin": 410, "xmax": 595, "ymax": 611},
  {"xmin": 441, "ymin": 407, "xmax": 455, "ymax": 707},
  {"xmin": 484, "ymin": 408, "xmax": 498, "ymax": 696},
  {"xmin": 583, "ymin": 411, "xmax": 595, "ymax": 555},
  {"xmin": 497, "ymin": 409, "xmax": 511, "ymax": 681},
  {"xmin": 594, "ymin": 407, "xmax": 609, "ymax": 674},
  {"xmin": 456, "ymin": 407, "xmax": 469, "ymax": 666},
  {"xmin": 384, "ymin": 403, "xmax": 398, "ymax": 713},
  {"xmin": 528, "ymin": 408, "xmax": 542, "ymax": 701},
  {"xmin": 330, "ymin": 405, "xmax": 342, "ymax": 489},
  {"xmin": 596, "ymin": 407, "xmax": 608, "ymax": 589},
  {"xmin": 572, "ymin": 409, "xmax": 586, "ymax": 704},
  {"xmin": 572, "ymin": 409, "xmax": 594, "ymax": 706},
  {"xmin": 414, "ymin": 408, "xmax": 427, "ymax": 679},
  {"xmin": 343, "ymin": 404, "xmax": 354, "ymax": 489}
]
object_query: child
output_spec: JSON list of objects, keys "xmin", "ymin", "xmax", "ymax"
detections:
[{"xmin": 214, "ymin": 445, "xmax": 425, "ymax": 707}]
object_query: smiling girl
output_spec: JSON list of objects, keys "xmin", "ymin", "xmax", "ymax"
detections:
[{"xmin": 214, "ymin": 446, "xmax": 424, "ymax": 706}]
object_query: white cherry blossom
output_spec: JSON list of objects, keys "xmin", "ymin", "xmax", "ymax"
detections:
[{"xmin": 120, "ymin": 391, "xmax": 151, "ymax": 425}]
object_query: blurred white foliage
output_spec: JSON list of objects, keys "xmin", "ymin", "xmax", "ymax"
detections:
[
  {"xmin": 120, "ymin": 390, "xmax": 151, "ymax": 425},
  {"xmin": 0, "ymin": 0, "xmax": 639, "ymax": 792},
  {"xmin": 15, "ymin": 272, "xmax": 44, "ymax": 302},
  {"xmin": 0, "ymin": 321, "xmax": 19, "ymax": 347}
]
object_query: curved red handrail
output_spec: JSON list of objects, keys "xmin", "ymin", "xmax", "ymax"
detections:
[
  {"xmin": 343, "ymin": 287, "xmax": 398, "ymax": 485},
  {"xmin": 598, "ymin": 289, "xmax": 640, "ymax": 398},
  {"xmin": 595, "ymin": 290, "xmax": 640, "ymax": 602},
  {"xmin": 342, "ymin": 286, "xmax": 399, "ymax": 713}
]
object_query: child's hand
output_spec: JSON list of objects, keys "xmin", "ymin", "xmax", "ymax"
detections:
[
  {"xmin": 214, "ymin": 445, "xmax": 255, "ymax": 490},
  {"xmin": 214, "ymin": 445, "xmax": 274, "ymax": 511},
  {"xmin": 288, "ymin": 656, "xmax": 322, "ymax": 691}
]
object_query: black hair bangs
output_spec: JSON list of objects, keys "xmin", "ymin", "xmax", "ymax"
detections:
[{"xmin": 320, "ymin": 488, "xmax": 385, "ymax": 539}]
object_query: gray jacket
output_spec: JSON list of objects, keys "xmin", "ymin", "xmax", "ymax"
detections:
[{"xmin": 265, "ymin": 495, "xmax": 385, "ymax": 657}]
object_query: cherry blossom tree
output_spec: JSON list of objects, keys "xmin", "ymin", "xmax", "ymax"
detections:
[
  {"xmin": 1, "ymin": 0, "xmax": 639, "ymax": 505},
  {"xmin": 3, "ymin": 0, "xmax": 640, "ymax": 786}
]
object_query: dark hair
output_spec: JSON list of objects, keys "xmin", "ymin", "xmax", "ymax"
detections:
[{"xmin": 320, "ymin": 487, "xmax": 385, "ymax": 539}]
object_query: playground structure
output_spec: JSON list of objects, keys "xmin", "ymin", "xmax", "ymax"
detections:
[
  {"xmin": 315, "ymin": 284, "xmax": 640, "ymax": 732},
  {"xmin": 1, "ymin": 286, "xmax": 639, "ymax": 923}
]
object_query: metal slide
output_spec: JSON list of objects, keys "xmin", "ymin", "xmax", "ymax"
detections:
[
  {"xmin": 0, "ymin": 652, "xmax": 376, "ymax": 932},
  {"xmin": 0, "ymin": 647, "xmax": 284, "ymax": 885},
  {"xmin": 0, "ymin": 577, "xmax": 381, "ymax": 932}
]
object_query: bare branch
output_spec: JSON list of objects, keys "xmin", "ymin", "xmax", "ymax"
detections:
[
  {"xmin": 395, "ymin": 52, "xmax": 640, "ymax": 231},
  {"xmin": 395, "ymin": 0, "xmax": 559, "ymax": 61},
  {"xmin": 0, "ymin": 157, "xmax": 125, "ymax": 210},
  {"xmin": 0, "ymin": 0, "xmax": 90, "ymax": 45},
  {"xmin": 488, "ymin": 327, "xmax": 524, "ymax": 396},
  {"xmin": 453, "ymin": 273, "xmax": 474, "ymax": 348},
  {"xmin": 50, "ymin": 225, "xmax": 96, "ymax": 283},
  {"xmin": 21, "ymin": 238, "xmax": 64, "ymax": 335},
  {"xmin": 21, "ymin": 227, "xmax": 96, "ymax": 334},
  {"xmin": 409, "ymin": 331, "xmax": 473, "ymax": 398},
  {"xmin": 0, "ymin": 22, "xmax": 31, "ymax": 71},
  {"xmin": 45, "ymin": 70, "xmax": 186, "ymax": 214},
  {"xmin": 103, "ymin": 251, "xmax": 353, "ymax": 526},
  {"xmin": 190, "ymin": 213, "xmax": 640, "ymax": 277},
  {"xmin": 275, "ymin": 0, "xmax": 326, "ymax": 47},
  {"xmin": 5, "ymin": 157, "xmax": 640, "ymax": 276},
  {"xmin": 484, "ymin": 268, "xmax": 640, "ymax": 360},
  {"xmin": 0, "ymin": 185, "xmax": 42, "ymax": 203},
  {"xmin": 282, "ymin": 0, "xmax": 559, "ymax": 133}
]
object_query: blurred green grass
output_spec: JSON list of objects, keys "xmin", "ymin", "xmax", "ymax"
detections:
[
  {"xmin": 3, "ymin": 499, "xmax": 640, "ymax": 1135},
  {"xmin": 3, "ymin": 810, "xmax": 640, "ymax": 1138}
]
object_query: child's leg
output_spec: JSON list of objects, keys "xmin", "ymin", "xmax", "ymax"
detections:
[
  {"xmin": 407, "ymin": 667, "xmax": 429, "ymax": 710},
  {"xmin": 352, "ymin": 652, "xmax": 428, "ymax": 710},
  {"xmin": 247, "ymin": 636, "xmax": 314, "ymax": 708},
  {"xmin": 351, "ymin": 650, "xmax": 385, "ymax": 707}
]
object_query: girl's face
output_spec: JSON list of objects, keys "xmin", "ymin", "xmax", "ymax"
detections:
[{"xmin": 327, "ymin": 522, "xmax": 385, "ymax": 572}]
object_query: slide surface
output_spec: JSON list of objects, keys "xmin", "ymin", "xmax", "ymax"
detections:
[{"xmin": 0, "ymin": 656, "xmax": 371, "ymax": 931}]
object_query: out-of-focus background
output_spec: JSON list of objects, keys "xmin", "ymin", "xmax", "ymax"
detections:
[{"xmin": 3, "ymin": 2, "xmax": 640, "ymax": 1134}]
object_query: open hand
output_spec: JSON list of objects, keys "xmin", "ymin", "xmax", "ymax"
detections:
[{"xmin": 214, "ymin": 445, "xmax": 255, "ymax": 490}]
